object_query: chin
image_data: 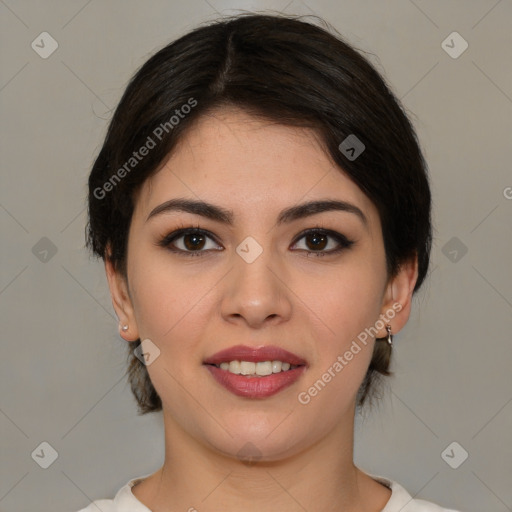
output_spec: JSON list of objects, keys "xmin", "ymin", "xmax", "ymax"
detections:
[
  {"xmin": 211, "ymin": 432, "xmax": 309, "ymax": 465},
  {"xmin": 195, "ymin": 408, "xmax": 316, "ymax": 464}
]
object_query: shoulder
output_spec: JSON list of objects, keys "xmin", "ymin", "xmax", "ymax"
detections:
[
  {"xmin": 367, "ymin": 472, "xmax": 461, "ymax": 512},
  {"xmin": 74, "ymin": 475, "xmax": 152, "ymax": 512},
  {"xmin": 76, "ymin": 471, "xmax": 462, "ymax": 512}
]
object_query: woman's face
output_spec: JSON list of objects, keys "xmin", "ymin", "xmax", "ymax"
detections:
[{"xmin": 119, "ymin": 108, "xmax": 395, "ymax": 460}]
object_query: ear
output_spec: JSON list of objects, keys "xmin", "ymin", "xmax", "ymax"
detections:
[
  {"xmin": 104, "ymin": 250, "xmax": 140, "ymax": 342},
  {"xmin": 377, "ymin": 255, "xmax": 419, "ymax": 337}
]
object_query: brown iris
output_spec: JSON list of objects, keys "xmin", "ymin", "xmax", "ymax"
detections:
[
  {"xmin": 183, "ymin": 233, "xmax": 206, "ymax": 251},
  {"xmin": 305, "ymin": 232, "xmax": 328, "ymax": 251}
]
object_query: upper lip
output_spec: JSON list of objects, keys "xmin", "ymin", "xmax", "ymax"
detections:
[{"xmin": 203, "ymin": 345, "xmax": 307, "ymax": 366}]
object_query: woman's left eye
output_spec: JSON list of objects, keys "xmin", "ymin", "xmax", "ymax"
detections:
[
  {"xmin": 158, "ymin": 227, "xmax": 354, "ymax": 257},
  {"xmin": 291, "ymin": 229, "xmax": 354, "ymax": 257}
]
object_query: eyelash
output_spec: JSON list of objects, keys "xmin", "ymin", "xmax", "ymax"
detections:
[{"xmin": 157, "ymin": 224, "xmax": 355, "ymax": 258}]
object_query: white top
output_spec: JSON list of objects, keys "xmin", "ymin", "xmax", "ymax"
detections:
[{"xmin": 76, "ymin": 472, "xmax": 461, "ymax": 511}]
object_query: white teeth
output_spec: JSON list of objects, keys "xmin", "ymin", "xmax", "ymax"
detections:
[
  {"xmin": 271, "ymin": 360, "xmax": 282, "ymax": 373},
  {"xmin": 228, "ymin": 361, "xmax": 241, "ymax": 374},
  {"xmin": 240, "ymin": 361, "xmax": 256, "ymax": 375},
  {"xmin": 215, "ymin": 360, "xmax": 299, "ymax": 376},
  {"xmin": 256, "ymin": 361, "xmax": 273, "ymax": 376}
]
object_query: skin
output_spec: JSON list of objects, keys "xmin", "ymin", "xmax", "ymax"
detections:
[{"xmin": 105, "ymin": 107, "xmax": 418, "ymax": 512}]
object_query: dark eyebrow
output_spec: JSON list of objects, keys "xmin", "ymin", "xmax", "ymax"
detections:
[{"xmin": 146, "ymin": 198, "xmax": 368, "ymax": 227}]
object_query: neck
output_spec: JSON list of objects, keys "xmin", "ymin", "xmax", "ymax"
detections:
[{"xmin": 132, "ymin": 404, "xmax": 390, "ymax": 512}]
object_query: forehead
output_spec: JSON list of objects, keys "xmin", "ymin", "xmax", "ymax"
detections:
[{"xmin": 134, "ymin": 108, "xmax": 379, "ymax": 226}]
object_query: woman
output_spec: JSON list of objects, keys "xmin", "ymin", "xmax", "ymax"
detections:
[{"xmin": 80, "ymin": 13, "xmax": 459, "ymax": 512}]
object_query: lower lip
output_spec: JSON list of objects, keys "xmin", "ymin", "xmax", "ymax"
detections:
[{"xmin": 205, "ymin": 365, "xmax": 306, "ymax": 398}]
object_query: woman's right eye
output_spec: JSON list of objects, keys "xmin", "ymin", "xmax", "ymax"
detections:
[{"xmin": 158, "ymin": 228, "xmax": 223, "ymax": 257}]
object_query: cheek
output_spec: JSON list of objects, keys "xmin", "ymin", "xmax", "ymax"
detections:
[
  {"xmin": 304, "ymin": 254, "xmax": 386, "ymax": 341},
  {"xmin": 296, "ymin": 254, "xmax": 386, "ymax": 400},
  {"xmin": 128, "ymin": 250, "xmax": 204, "ymax": 339},
  {"xmin": 126, "ymin": 250, "xmax": 224, "ymax": 388}
]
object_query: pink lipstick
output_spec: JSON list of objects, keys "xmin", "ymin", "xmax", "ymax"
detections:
[{"xmin": 203, "ymin": 345, "xmax": 307, "ymax": 399}]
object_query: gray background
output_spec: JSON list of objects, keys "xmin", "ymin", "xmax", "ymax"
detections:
[{"xmin": 1, "ymin": 1, "xmax": 511, "ymax": 511}]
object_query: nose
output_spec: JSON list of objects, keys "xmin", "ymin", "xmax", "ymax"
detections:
[{"xmin": 220, "ymin": 246, "xmax": 292, "ymax": 329}]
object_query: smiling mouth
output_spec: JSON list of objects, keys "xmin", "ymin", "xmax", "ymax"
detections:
[
  {"xmin": 203, "ymin": 345, "xmax": 307, "ymax": 397},
  {"xmin": 204, "ymin": 362, "xmax": 307, "ymax": 399},
  {"xmin": 206, "ymin": 360, "xmax": 303, "ymax": 377}
]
